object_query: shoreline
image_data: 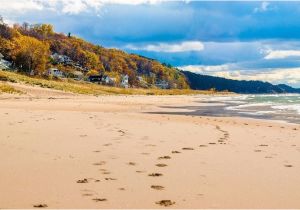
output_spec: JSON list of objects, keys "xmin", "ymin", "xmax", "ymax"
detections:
[{"xmin": 0, "ymin": 93, "xmax": 300, "ymax": 208}]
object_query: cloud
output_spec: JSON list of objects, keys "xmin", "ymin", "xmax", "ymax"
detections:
[
  {"xmin": 0, "ymin": 0, "xmax": 165, "ymax": 15},
  {"xmin": 179, "ymin": 64, "xmax": 231, "ymax": 73},
  {"xmin": 0, "ymin": 0, "xmax": 43, "ymax": 13},
  {"xmin": 254, "ymin": 1, "xmax": 273, "ymax": 13},
  {"xmin": 264, "ymin": 50, "xmax": 300, "ymax": 59},
  {"xmin": 179, "ymin": 65, "xmax": 300, "ymax": 86},
  {"xmin": 125, "ymin": 41, "xmax": 204, "ymax": 53}
]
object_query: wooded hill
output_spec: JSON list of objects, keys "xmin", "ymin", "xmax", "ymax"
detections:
[
  {"xmin": 0, "ymin": 18, "xmax": 188, "ymax": 89},
  {"xmin": 183, "ymin": 71, "xmax": 300, "ymax": 94}
]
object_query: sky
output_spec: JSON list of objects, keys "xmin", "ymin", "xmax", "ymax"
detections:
[{"xmin": 1, "ymin": 0, "xmax": 300, "ymax": 87}]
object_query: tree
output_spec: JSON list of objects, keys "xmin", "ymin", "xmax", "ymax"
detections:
[
  {"xmin": 82, "ymin": 51, "xmax": 100, "ymax": 70},
  {"xmin": 0, "ymin": 37, "xmax": 13, "ymax": 58},
  {"xmin": 0, "ymin": 17, "xmax": 13, "ymax": 39},
  {"xmin": 86, "ymin": 69, "xmax": 99, "ymax": 76},
  {"xmin": 0, "ymin": 16, "xmax": 4, "ymax": 25},
  {"xmin": 31, "ymin": 24, "xmax": 54, "ymax": 39},
  {"xmin": 11, "ymin": 35, "xmax": 50, "ymax": 74}
]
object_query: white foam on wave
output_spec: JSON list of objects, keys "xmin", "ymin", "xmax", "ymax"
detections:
[
  {"xmin": 225, "ymin": 102, "xmax": 273, "ymax": 111},
  {"xmin": 271, "ymin": 104, "xmax": 300, "ymax": 114},
  {"xmin": 202, "ymin": 95, "xmax": 252, "ymax": 102}
]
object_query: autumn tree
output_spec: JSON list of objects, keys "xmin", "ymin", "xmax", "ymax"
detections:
[
  {"xmin": 0, "ymin": 17, "xmax": 13, "ymax": 39},
  {"xmin": 80, "ymin": 51, "xmax": 99, "ymax": 69},
  {"xmin": 11, "ymin": 35, "xmax": 50, "ymax": 74},
  {"xmin": 0, "ymin": 37, "xmax": 13, "ymax": 59}
]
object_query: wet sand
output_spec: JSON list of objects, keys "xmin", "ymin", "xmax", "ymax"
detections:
[{"xmin": 0, "ymin": 89, "xmax": 300, "ymax": 208}]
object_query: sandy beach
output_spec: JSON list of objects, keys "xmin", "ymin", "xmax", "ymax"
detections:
[{"xmin": 0, "ymin": 86, "xmax": 300, "ymax": 209}]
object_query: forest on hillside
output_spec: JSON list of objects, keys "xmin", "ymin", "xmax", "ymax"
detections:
[
  {"xmin": 0, "ymin": 17, "xmax": 188, "ymax": 89},
  {"xmin": 183, "ymin": 71, "xmax": 300, "ymax": 94}
]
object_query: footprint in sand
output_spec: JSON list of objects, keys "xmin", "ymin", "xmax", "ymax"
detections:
[
  {"xmin": 128, "ymin": 162, "xmax": 137, "ymax": 166},
  {"xmin": 254, "ymin": 150, "xmax": 262, "ymax": 152},
  {"xmin": 284, "ymin": 164, "xmax": 293, "ymax": 168},
  {"xmin": 80, "ymin": 135, "xmax": 88, "ymax": 138},
  {"xmin": 33, "ymin": 204, "xmax": 48, "ymax": 208},
  {"xmin": 118, "ymin": 130, "xmax": 126, "ymax": 135},
  {"xmin": 172, "ymin": 151, "xmax": 181, "ymax": 154},
  {"xmin": 208, "ymin": 142, "xmax": 216, "ymax": 145},
  {"xmin": 151, "ymin": 185, "xmax": 164, "ymax": 190},
  {"xmin": 102, "ymin": 171, "xmax": 111, "ymax": 175},
  {"xmin": 82, "ymin": 193, "xmax": 93, "ymax": 197},
  {"xmin": 158, "ymin": 156, "xmax": 171, "ymax": 160},
  {"xmin": 92, "ymin": 198, "xmax": 107, "ymax": 202},
  {"xmin": 103, "ymin": 143, "xmax": 112, "ymax": 147},
  {"xmin": 148, "ymin": 173, "xmax": 163, "ymax": 177},
  {"xmin": 199, "ymin": 145, "xmax": 207, "ymax": 147},
  {"xmin": 182, "ymin": 147, "xmax": 194, "ymax": 150},
  {"xmin": 105, "ymin": 177, "xmax": 117, "ymax": 181},
  {"xmin": 136, "ymin": 170, "xmax": 146, "ymax": 173},
  {"xmin": 156, "ymin": 200, "xmax": 175, "ymax": 207},
  {"xmin": 156, "ymin": 163, "xmax": 167, "ymax": 167},
  {"xmin": 93, "ymin": 161, "xmax": 106, "ymax": 166},
  {"xmin": 259, "ymin": 144, "xmax": 269, "ymax": 147},
  {"xmin": 77, "ymin": 179, "xmax": 88, "ymax": 183}
]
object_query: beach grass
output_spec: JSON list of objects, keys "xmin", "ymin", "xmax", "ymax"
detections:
[
  {"xmin": 0, "ymin": 82, "xmax": 23, "ymax": 94},
  {"xmin": 0, "ymin": 70, "xmax": 226, "ymax": 96}
]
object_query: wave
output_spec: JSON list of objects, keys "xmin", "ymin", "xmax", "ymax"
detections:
[{"xmin": 271, "ymin": 105, "xmax": 300, "ymax": 114}]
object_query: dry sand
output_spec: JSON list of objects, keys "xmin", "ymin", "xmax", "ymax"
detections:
[{"xmin": 0, "ymin": 85, "xmax": 300, "ymax": 208}]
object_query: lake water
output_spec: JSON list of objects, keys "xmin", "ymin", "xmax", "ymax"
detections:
[
  {"xmin": 154, "ymin": 94, "xmax": 300, "ymax": 124},
  {"xmin": 202, "ymin": 94, "xmax": 300, "ymax": 124}
]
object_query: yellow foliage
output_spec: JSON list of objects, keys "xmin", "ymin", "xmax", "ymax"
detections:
[
  {"xmin": 86, "ymin": 69, "xmax": 99, "ymax": 76},
  {"xmin": 11, "ymin": 35, "xmax": 50, "ymax": 74}
]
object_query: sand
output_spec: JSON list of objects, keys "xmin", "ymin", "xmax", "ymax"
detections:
[{"xmin": 0, "ymin": 85, "xmax": 300, "ymax": 208}]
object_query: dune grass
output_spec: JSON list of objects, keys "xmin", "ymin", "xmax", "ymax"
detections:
[
  {"xmin": 0, "ymin": 82, "xmax": 23, "ymax": 94},
  {"xmin": 0, "ymin": 70, "xmax": 226, "ymax": 96}
]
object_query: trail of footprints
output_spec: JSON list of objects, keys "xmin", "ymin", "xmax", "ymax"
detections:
[
  {"xmin": 43, "ymin": 123, "xmax": 296, "ymax": 209},
  {"xmin": 71, "ymin": 125, "xmax": 233, "ymax": 208},
  {"xmin": 24, "ymin": 120, "xmax": 298, "ymax": 208},
  {"xmin": 215, "ymin": 125, "xmax": 230, "ymax": 144}
]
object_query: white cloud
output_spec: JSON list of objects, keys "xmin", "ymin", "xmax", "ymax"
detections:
[
  {"xmin": 264, "ymin": 50, "xmax": 300, "ymax": 59},
  {"xmin": 254, "ymin": 1, "xmax": 272, "ymax": 13},
  {"xmin": 0, "ymin": 0, "xmax": 43, "ymax": 13},
  {"xmin": 101, "ymin": 0, "xmax": 162, "ymax": 5},
  {"xmin": 179, "ymin": 64, "xmax": 231, "ymax": 73},
  {"xmin": 0, "ymin": 0, "xmax": 164, "ymax": 15},
  {"xmin": 126, "ymin": 41, "xmax": 204, "ymax": 53},
  {"xmin": 179, "ymin": 65, "xmax": 300, "ymax": 86}
]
